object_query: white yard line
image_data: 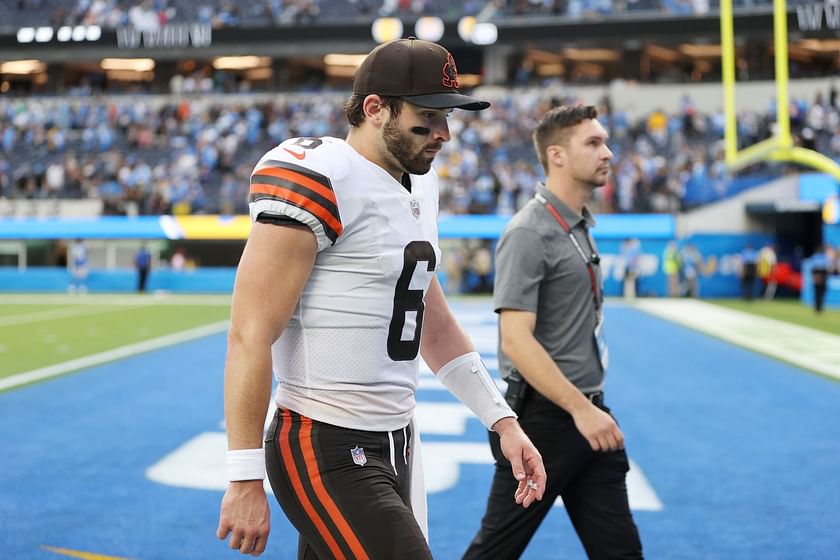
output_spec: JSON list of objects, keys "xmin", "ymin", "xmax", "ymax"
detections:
[
  {"xmin": 633, "ymin": 299, "xmax": 840, "ymax": 380},
  {"xmin": 0, "ymin": 320, "xmax": 230, "ymax": 392},
  {"xmin": 0, "ymin": 305, "xmax": 142, "ymax": 327},
  {"xmin": 0, "ymin": 294, "xmax": 231, "ymax": 306}
]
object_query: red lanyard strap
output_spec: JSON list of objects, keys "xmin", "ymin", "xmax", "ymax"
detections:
[{"xmin": 542, "ymin": 200, "xmax": 601, "ymax": 309}]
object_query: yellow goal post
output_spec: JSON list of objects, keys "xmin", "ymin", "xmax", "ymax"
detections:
[{"xmin": 720, "ymin": 0, "xmax": 840, "ymax": 181}]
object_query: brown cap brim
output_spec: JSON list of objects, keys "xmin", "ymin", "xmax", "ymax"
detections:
[{"xmin": 402, "ymin": 92, "xmax": 490, "ymax": 111}]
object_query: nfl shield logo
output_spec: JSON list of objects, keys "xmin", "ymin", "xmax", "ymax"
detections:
[
  {"xmin": 350, "ymin": 446, "xmax": 367, "ymax": 466},
  {"xmin": 410, "ymin": 199, "xmax": 421, "ymax": 219}
]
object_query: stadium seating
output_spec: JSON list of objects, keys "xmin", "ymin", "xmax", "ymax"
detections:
[
  {"xmin": 2, "ymin": 85, "xmax": 838, "ymax": 217},
  {"xmin": 0, "ymin": 0, "xmax": 812, "ymax": 34}
]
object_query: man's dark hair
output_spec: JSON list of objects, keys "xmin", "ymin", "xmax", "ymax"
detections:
[
  {"xmin": 532, "ymin": 105, "xmax": 598, "ymax": 173},
  {"xmin": 343, "ymin": 95, "xmax": 404, "ymax": 127}
]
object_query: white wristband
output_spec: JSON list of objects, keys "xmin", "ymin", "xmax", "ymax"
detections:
[
  {"xmin": 226, "ymin": 448, "xmax": 266, "ymax": 481},
  {"xmin": 437, "ymin": 351, "xmax": 516, "ymax": 430}
]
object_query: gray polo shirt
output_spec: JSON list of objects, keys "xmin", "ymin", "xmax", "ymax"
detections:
[{"xmin": 494, "ymin": 184, "xmax": 605, "ymax": 393}]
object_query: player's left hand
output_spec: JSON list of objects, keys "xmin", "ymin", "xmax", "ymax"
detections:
[{"xmin": 493, "ymin": 417, "xmax": 546, "ymax": 508}]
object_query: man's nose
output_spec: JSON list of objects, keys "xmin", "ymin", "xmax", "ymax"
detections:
[{"xmin": 432, "ymin": 121, "xmax": 451, "ymax": 143}]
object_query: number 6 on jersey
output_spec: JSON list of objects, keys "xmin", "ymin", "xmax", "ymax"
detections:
[{"xmin": 387, "ymin": 241, "xmax": 437, "ymax": 361}]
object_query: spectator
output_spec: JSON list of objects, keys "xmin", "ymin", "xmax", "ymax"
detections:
[
  {"xmin": 135, "ymin": 244, "xmax": 152, "ymax": 292},
  {"xmin": 68, "ymin": 239, "xmax": 89, "ymax": 293},
  {"xmin": 810, "ymin": 245, "xmax": 831, "ymax": 313},
  {"xmin": 662, "ymin": 241, "xmax": 681, "ymax": 297},
  {"xmin": 621, "ymin": 237, "xmax": 641, "ymax": 299},
  {"xmin": 170, "ymin": 247, "xmax": 186, "ymax": 271},
  {"xmin": 679, "ymin": 243, "xmax": 702, "ymax": 298},
  {"xmin": 757, "ymin": 243, "xmax": 778, "ymax": 299},
  {"xmin": 739, "ymin": 243, "xmax": 759, "ymax": 301}
]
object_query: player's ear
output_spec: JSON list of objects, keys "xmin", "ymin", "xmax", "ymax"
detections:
[{"xmin": 363, "ymin": 95, "xmax": 387, "ymax": 126}]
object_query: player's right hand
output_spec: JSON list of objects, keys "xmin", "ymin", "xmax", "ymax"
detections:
[
  {"xmin": 572, "ymin": 404, "xmax": 624, "ymax": 452},
  {"xmin": 217, "ymin": 480, "xmax": 271, "ymax": 556}
]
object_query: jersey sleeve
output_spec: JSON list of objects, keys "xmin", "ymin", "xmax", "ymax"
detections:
[
  {"xmin": 493, "ymin": 226, "xmax": 547, "ymax": 314},
  {"xmin": 249, "ymin": 143, "xmax": 343, "ymax": 252}
]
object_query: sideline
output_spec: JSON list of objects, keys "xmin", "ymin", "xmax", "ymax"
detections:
[
  {"xmin": 632, "ymin": 299, "xmax": 840, "ymax": 380},
  {"xmin": 0, "ymin": 320, "xmax": 230, "ymax": 392}
]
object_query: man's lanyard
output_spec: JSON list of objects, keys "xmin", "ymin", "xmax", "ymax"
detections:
[{"xmin": 536, "ymin": 193, "xmax": 602, "ymax": 311}]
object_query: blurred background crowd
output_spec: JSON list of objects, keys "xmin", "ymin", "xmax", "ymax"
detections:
[
  {"xmin": 2, "ymin": 85, "xmax": 838, "ymax": 217},
  {"xmin": 2, "ymin": 0, "xmax": 800, "ymax": 32}
]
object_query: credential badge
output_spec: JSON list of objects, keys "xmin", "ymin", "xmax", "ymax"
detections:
[
  {"xmin": 351, "ymin": 445, "xmax": 367, "ymax": 466},
  {"xmin": 410, "ymin": 199, "xmax": 421, "ymax": 219}
]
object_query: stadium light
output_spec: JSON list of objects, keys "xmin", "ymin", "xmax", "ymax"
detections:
[
  {"xmin": 325, "ymin": 65, "xmax": 357, "ymax": 78},
  {"xmin": 414, "ymin": 17, "xmax": 444, "ymax": 42},
  {"xmin": 470, "ymin": 23, "xmax": 498, "ymax": 45},
  {"xmin": 323, "ymin": 54, "xmax": 367, "ymax": 67},
  {"xmin": 86, "ymin": 25, "xmax": 102, "ymax": 41},
  {"xmin": 457, "ymin": 16, "xmax": 476, "ymax": 42},
  {"xmin": 679, "ymin": 44, "xmax": 721, "ymax": 58},
  {"xmin": 371, "ymin": 17, "xmax": 403, "ymax": 44},
  {"xmin": 34, "ymin": 27, "xmax": 53, "ymax": 42},
  {"xmin": 563, "ymin": 48, "xmax": 620, "ymax": 62},
  {"xmin": 212, "ymin": 56, "xmax": 269, "ymax": 70},
  {"xmin": 0, "ymin": 60, "xmax": 46, "ymax": 74},
  {"xmin": 16, "ymin": 27, "xmax": 35, "ymax": 43},
  {"xmin": 56, "ymin": 26, "xmax": 72, "ymax": 42},
  {"xmin": 101, "ymin": 58, "xmax": 156, "ymax": 72},
  {"xmin": 72, "ymin": 26, "xmax": 87, "ymax": 41}
]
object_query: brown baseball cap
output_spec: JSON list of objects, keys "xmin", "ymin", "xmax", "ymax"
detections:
[{"xmin": 353, "ymin": 38, "xmax": 490, "ymax": 111}]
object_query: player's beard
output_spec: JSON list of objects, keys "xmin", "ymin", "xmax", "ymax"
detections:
[{"xmin": 383, "ymin": 117, "xmax": 440, "ymax": 175}]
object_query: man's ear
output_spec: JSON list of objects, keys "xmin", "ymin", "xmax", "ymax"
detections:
[
  {"xmin": 363, "ymin": 95, "xmax": 388, "ymax": 127},
  {"xmin": 546, "ymin": 144, "xmax": 565, "ymax": 168}
]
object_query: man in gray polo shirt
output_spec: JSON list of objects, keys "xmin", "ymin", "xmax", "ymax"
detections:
[{"xmin": 463, "ymin": 106, "xmax": 643, "ymax": 559}]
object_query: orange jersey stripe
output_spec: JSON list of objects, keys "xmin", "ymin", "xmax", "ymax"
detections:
[
  {"xmin": 279, "ymin": 411, "xmax": 346, "ymax": 560},
  {"xmin": 254, "ymin": 166, "xmax": 338, "ymax": 207},
  {"xmin": 250, "ymin": 183, "xmax": 343, "ymax": 237},
  {"xmin": 300, "ymin": 417, "xmax": 370, "ymax": 560}
]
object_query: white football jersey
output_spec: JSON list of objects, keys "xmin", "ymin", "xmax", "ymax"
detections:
[{"xmin": 249, "ymin": 136, "xmax": 442, "ymax": 431}]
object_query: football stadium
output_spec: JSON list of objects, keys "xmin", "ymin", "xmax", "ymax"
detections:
[{"xmin": 2, "ymin": 1, "xmax": 840, "ymax": 559}]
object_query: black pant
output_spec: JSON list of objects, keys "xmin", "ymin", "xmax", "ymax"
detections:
[
  {"xmin": 742, "ymin": 264, "xmax": 757, "ymax": 300},
  {"xmin": 813, "ymin": 269, "xmax": 828, "ymax": 312},
  {"xmin": 463, "ymin": 393, "xmax": 643, "ymax": 560},
  {"xmin": 265, "ymin": 409, "xmax": 431, "ymax": 560},
  {"xmin": 137, "ymin": 267, "xmax": 149, "ymax": 292}
]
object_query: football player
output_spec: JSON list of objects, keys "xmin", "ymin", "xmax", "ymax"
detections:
[{"xmin": 217, "ymin": 38, "xmax": 546, "ymax": 559}]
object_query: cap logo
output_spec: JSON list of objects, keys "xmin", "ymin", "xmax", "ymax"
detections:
[{"xmin": 442, "ymin": 53, "xmax": 460, "ymax": 90}]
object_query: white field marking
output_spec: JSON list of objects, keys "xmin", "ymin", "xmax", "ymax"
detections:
[
  {"xmin": 633, "ymin": 299, "xmax": 840, "ymax": 380},
  {"xmin": 553, "ymin": 460, "xmax": 663, "ymax": 511},
  {"xmin": 0, "ymin": 304, "xmax": 143, "ymax": 327},
  {"xmin": 0, "ymin": 320, "xmax": 230, "ymax": 391},
  {"xmin": 148, "ymin": 401, "xmax": 662, "ymax": 510},
  {"xmin": 0, "ymin": 293, "xmax": 231, "ymax": 306}
]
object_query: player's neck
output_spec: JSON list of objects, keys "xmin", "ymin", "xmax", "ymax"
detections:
[
  {"xmin": 544, "ymin": 177, "xmax": 590, "ymax": 215},
  {"xmin": 346, "ymin": 129, "xmax": 403, "ymax": 181}
]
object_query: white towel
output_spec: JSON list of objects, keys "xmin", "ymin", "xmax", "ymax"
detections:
[{"xmin": 409, "ymin": 416, "xmax": 429, "ymax": 541}]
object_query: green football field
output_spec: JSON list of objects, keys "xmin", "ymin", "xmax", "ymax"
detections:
[
  {"xmin": 0, "ymin": 294, "xmax": 231, "ymax": 379},
  {"xmin": 710, "ymin": 298, "xmax": 840, "ymax": 336}
]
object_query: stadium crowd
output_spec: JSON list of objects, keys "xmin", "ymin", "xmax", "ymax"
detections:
[
  {"xmin": 0, "ymin": 86, "xmax": 840, "ymax": 219},
  {"xmin": 0, "ymin": 0, "xmax": 809, "ymax": 32},
  {"xmin": 2, "ymin": 84, "xmax": 839, "ymax": 217}
]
